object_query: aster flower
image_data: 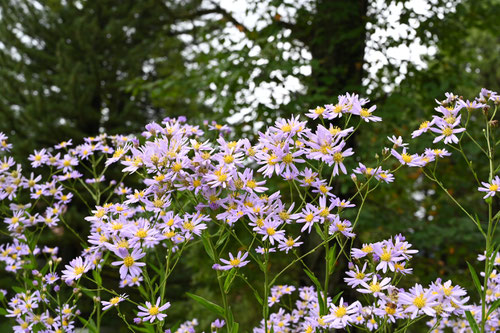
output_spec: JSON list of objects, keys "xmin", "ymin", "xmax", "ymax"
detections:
[
  {"xmin": 111, "ymin": 248, "xmax": 146, "ymax": 279},
  {"xmin": 256, "ymin": 220, "xmax": 286, "ymax": 245},
  {"xmin": 101, "ymin": 294, "xmax": 128, "ymax": 311},
  {"xmin": 323, "ymin": 297, "xmax": 361, "ymax": 329},
  {"xmin": 137, "ymin": 297, "xmax": 170, "ymax": 323},
  {"xmin": 344, "ymin": 262, "xmax": 372, "ymax": 287},
  {"xmin": 61, "ymin": 256, "xmax": 90, "ymax": 284},
  {"xmin": 305, "ymin": 106, "xmax": 327, "ymax": 119},
  {"xmin": 217, "ymin": 251, "xmax": 250, "ymax": 270},
  {"xmin": 391, "ymin": 148, "xmax": 424, "ymax": 167},
  {"xmin": 331, "ymin": 141, "xmax": 354, "ymax": 175},
  {"xmin": 278, "ymin": 236, "xmax": 303, "ymax": 253},
  {"xmin": 399, "ymin": 284, "xmax": 439, "ymax": 319},
  {"xmin": 430, "ymin": 121, "xmax": 465, "ymax": 144},
  {"xmin": 372, "ymin": 242, "xmax": 405, "ymax": 273},
  {"xmin": 357, "ymin": 276, "xmax": 392, "ymax": 297},
  {"xmin": 28, "ymin": 149, "xmax": 48, "ymax": 168},
  {"xmin": 478, "ymin": 176, "xmax": 500, "ymax": 199}
]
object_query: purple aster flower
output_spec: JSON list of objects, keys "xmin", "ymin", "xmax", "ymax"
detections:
[
  {"xmin": 101, "ymin": 294, "xmax": 128, "ymax": 311},
  {"xmin": 399, "ymin": 284, "xmax": 439, "ymax": 319},
  {"xmin": 478, "ymin": 175, "xmax": 500, "ymax": 199},
  {"xmin": 217, "ymin": 251, "xmax": 250, "ymax": 270},
  {"xmin": 111, "ymin": 248, "xmax": 146, "ymax": 279},
  {"xmin": 137, "ymin": 297, "xmax": 170, "ymax": 323}
]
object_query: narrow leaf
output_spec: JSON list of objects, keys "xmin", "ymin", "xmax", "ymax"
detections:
[
  {"xmin": 224, "ymin": 269, "xmax": 237, "ymax": 293},
  {"xmin": 186, "ymin": 292, "xmax": 225, "ymax": 317},
  {"xmin": 464, "ymin": 310, "xmax": 479, "ymax": 333},
  {"xmin": 467, "ymin": 262, "xmax": 482, "ymax": 296}
]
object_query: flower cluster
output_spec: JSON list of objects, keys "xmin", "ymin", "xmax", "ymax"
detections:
[{"xmin": 254, "ymin": 236, "xmax": 469, "ymax": 332}]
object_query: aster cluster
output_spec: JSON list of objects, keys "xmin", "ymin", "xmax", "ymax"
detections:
[
  {"xmin": 0, "ymin": 88, "xmax": 497, "ymax": 332},
  {"xmin": 253, "ymin": 236, "xmax": 470, "ymax": 332},
  {"xmin": 428, "ymin": 252, "xmax": 500, "ymax": 332}
]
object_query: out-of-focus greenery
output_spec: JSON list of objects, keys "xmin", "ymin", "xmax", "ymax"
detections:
[{"xmin": 0, "ymin": 0, "xmax": 498, "ymax": 330}]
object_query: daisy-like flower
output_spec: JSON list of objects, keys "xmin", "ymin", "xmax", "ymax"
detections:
[
  {"xmin": 356, "ymin": 105, "xmax": 382, "ymax": 122},
  {"xmin": 256, "ymin": 220, "xmax": 286, "ymax": 245},
  {"xmin": 278, "ymin": 236, "xmax": 303, "ymax": 253},
  {"xmin": 430, "ymin": 120, "xmax": 465, "ymax": 144},
  {"xmin": 137, "ymin": 297, "xmax": 170, "ymax": 323},
  {"xmin": 411, "ymin": 119, "xmax": 434, "ymax": 138},
  {"xmin": 61, "ymin": 257, "xmax": 90, "ymax": 284},
  {"xmin": 357, "ymin": 276, "xmax": 392, "ymax": 297},
  {"xmin": 391, "ymin": 148, "xmax": 424, "ymax": 167},
  {"xmin": 399, "ymin": 284, "xmax": 439, "ymax": 319},
  {"xmin": 217, "ymin": 251, "xmax": 250, "ymax": 270},
  {"xmin": 331, "ymin": 141, "xmax": 354, "ymax": 175},
  {"xmin": 323, "ymin": 297, "xmax": 361, "ymax": 329},
  {"xmin": 111, "ymin": 248, "xmax": 146, "ymax": 279},
  {"xmin": 101, "ymin": 294, "xmax": 128, "ymax": 311},
  {"xmin": 372, "ymin": 242, "xmax": 405, "ymax": 273},
  {"xmin": 387, "ymin": 135, "xmax": 408, "ymax": 148},
  {"xmin": 478, "ymin": 176, "xmax": 500, "ymax": 199},
  {"xmin": 344, "ymin": 262, "xmax": 372, "ymax": 287},
  {"xmin": 306, "ymin": 106, "xmax": 327, "ymax": 119},
  {"xmin": 28, "ymin": 149, "xmax": 48, "ymax": 168}
]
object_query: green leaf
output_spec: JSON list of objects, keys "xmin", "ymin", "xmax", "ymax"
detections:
[
  {"xmin": 201, "ymin": 232, "xmax": 215, "ymax": 261},
  {"xmin": 0, "ymin": 308, "xmax": 7, "ymax": 315},
  {"xmin": 78, "ymin": 316, "xmax": 98, "ymax": 333},
  {"xmin": 467, "ymin": 262, "xmax": 482, "ymax": 296},
  {"xmin": 12, "ymin": 286, "xmax": 24, "ymax": 294},
  {"xmin": 303, "ymin": 269, "xmax": 323, "ymax": 293},
  {"xmin": 331, "ymin": 291, "xmax": 343, "ymax": 304},
  {"xmin": 186, "ymin": 292, "xmax": 225, "ymax": 317},
  {"xmin": 487, "ymin": 299, "xmax": 500, "ymax": 318},
  {"xmin": 215, "ymin": 231, "xmax": 230, "ymax": 249},
  {"xmin": 327, "ymin": 244, "xmax": 337, "ymax": 275},
  {"xmin": 464, "ymin": 310, "xmax": 479, "ymax": 333},
  {"xmin": 253, "ymin": 290, "xmax": 263, "ymax": 305},
  {"xmin": 92, "ymin": 270, "xmax": 102, "ymax": 286},
  {"xmin": 231, "ymin": 322, "xmax": 239, "ymax": 333},
  {"xmin": 316, "ymin": 288, "xmax": 325, "ymax": 315},
  {"xmin": 224, "ymin": 269, "xmax": 237, "ymax": 293}
]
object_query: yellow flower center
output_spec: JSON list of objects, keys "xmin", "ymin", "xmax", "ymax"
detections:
[
  {"xmin": 247, "ymin": 180, "xmax": 256, "ymax": 189},
  {"xmin": 489, "ymin": 184, "xmax": 498, "ymax": 192},
  {"xmin": 413, "ymin": 294, "xmax": 426, "ymax": 309},
  {"xmin": 335, "ymin": 306, "xmax": 347, "ymax": 317},
  {"xmin": 282, "ymin": 153, "xmax": 294, "ymax": 164},
  {"xmin": 360, "ymin": 108, "xmax": 371, "ymax": 117},
  {"xmin": 123, "ymin": 255, "xmax": 134, "ymax": 267},
  {"xmin": 442, "ymin": 127, "xmax": 453, "ymax": 136},
  {"xmin": 171, "ymin": 162, "xmax": 182, "ymax": 172},
  {"xmin": 183, "ymin": 222, "xmax": 194, "ymax": 231},
  {"xmin": 401, "ymin": 153, "xmax": 412, "ymax": 163},
  {"xmin": 148, "ymin": 305, "xmax": 159, "ymax": 316},
  {"xmin": 380, "ymin": 250, "xmax": 391, "ymax": 262},
  {"xmin": 281, "ymin": 124, "xmax": 292, "ymax": 132},
  {"xmin": 135, "ymin": 229, "xmax": 148, "ymax": 238},
  {"xmin": 333, "ymin": 152, "xmax": 344, "ymax": 163},
  {"xmin": 314, "ymin": 107, "xmax": 325, "ymax": 115},
  {"xmin": 109, "ymin": 297, "xmax": 121, "ymax": 305},
  {"xmin": 266, "ymin": 227, "xmax": 276, "ymax": 236},
  {"xmin": 74, "ymin": 266, "xmax": 85, "ymax": 275},
  {"xmin": 223, "ymin": 155, "xmax": 234, "ymax": 164},
  {"xmin": 369, "ymin": 282, "xmax": 381, "ymax": 293},
  {"xmin": 230, "ymin": 258, "xmax": 241, "ymax": 266},
  {"xmin": 419, "ymin": 121, "xmax": 429, "ymax": 130}
]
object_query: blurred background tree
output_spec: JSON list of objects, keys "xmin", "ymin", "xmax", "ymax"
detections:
[{"xmin": 0, "ymin": 0, "xmax": 498, "ymax": 330}]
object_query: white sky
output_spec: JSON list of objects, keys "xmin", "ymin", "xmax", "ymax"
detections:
[{"xmin": 213, "ymin": 0, "xmax": 440, "ymax": 117}]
